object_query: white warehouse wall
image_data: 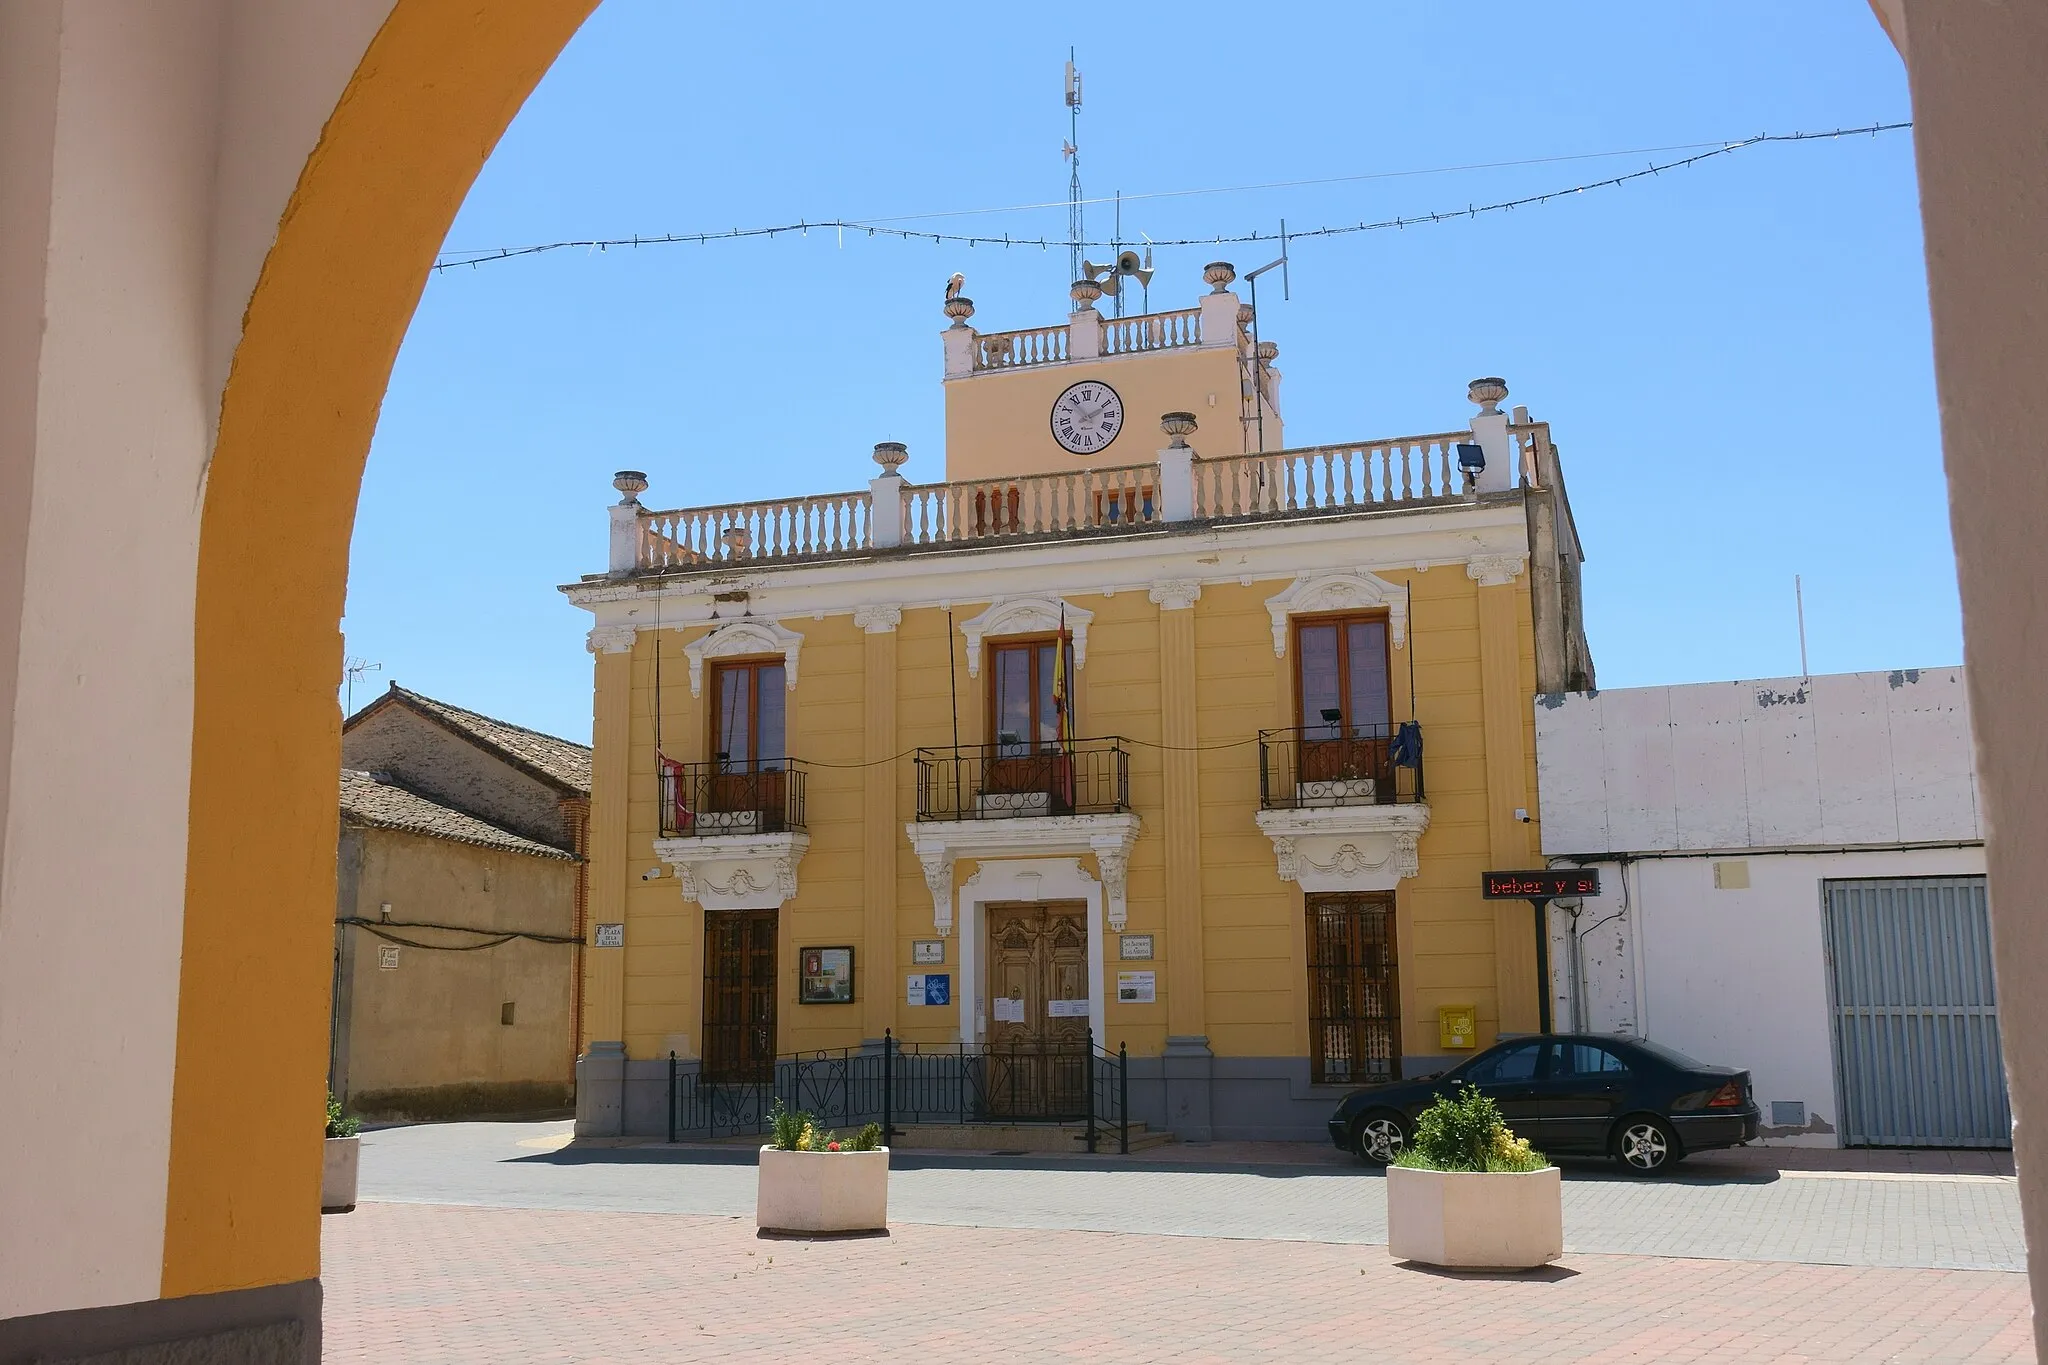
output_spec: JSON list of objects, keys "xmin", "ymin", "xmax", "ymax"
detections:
[
  {"xmin": 1544, "ymin": 847, "xmax": 1988, "ymax": 1147},
  {"xmin": 1533, "ymin": 668, "xmax": 1986, "ymax": 1147}
]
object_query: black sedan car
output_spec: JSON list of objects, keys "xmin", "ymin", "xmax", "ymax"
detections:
[{"xmin": 1327, "ymin": 1033, "xmax": 1759, "ymax": 1174}]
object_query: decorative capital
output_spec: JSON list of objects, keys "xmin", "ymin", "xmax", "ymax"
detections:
[
  {"xmin": 586, "ymin": 625, "xmax": 637, "ymax": 655},
  {"xmin": 1147, "ymin": 580, "xmax": 1202, "ymax": 612},
  {"xmin": 853, "ymin": 604, "xmax": 903, "ymax": 634},
  {"xmin": 1466, "ymin": 554, "xmax": 1527, "ymax": 588}
]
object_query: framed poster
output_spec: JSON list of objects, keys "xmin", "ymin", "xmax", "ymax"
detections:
[{"xmin": 799, "ymin": 946, "xmax": 855, "ymax": 1004}]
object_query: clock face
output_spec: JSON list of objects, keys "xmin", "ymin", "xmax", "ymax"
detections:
[{"xmin": 1050, "ymin": 381, "xmax": 1125, "ymax": 456}]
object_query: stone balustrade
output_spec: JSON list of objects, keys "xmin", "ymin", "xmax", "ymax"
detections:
[{"xmin": 608, "ymin": 399, "xmax": 1554, "ymax": 577}]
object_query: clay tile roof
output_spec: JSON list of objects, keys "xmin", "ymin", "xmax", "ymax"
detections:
[
  {"xmin": 354, "ymin": 684, "xmax": 592, "ymax": 795},
  {"xmin": 339, "ymin": 770, "xmax": 576, "ymax": 860}
]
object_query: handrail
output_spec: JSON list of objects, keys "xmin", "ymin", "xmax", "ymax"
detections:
[
  {"xmin": 901, "ymin": 462, "xmax": 1158, "ymax": 547},
  {"xmin": 1191, "ymin": 432, "xmax": 1471, "ymax": 518}
]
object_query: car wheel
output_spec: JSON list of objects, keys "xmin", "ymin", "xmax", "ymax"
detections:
[
  {"xmin": 1613, "ymin": 1115, "xmax": 1681, "ymax": 1175},
  {"xmin": 1352, "ymin": 1110, "xmax": 1409, "ymax": 1166}
]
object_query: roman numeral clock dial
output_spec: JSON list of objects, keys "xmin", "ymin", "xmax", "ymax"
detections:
[{"xmin": 1050, "ymin": 380, "xmax": 1125, "ymax": 456}]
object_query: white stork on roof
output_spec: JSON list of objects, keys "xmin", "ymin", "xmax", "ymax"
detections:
[{"xmin": 944, "ymin": 272, "xmax": 966, "ymax": 302}]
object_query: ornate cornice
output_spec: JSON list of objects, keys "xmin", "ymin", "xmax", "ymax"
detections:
[
  {"xmin": 906, "ymin": 813, "xmax": 1140, "ymax": 935},
  {"xmin": 683, "ymin": 618, "xmax": 803, "ymax": 696},
  {"xmin": 654, "ymin": 833, "xmax": 810, "ymax": 912},
  {"xmin": 1255, "ymin": 804, "xmax": 1431, "ymax": 892},
  {"xmin": 1265, "ymin": 570, "xmax": 1409, "ymax": 655},
  {"xmin": 1147, "ymin": 580, "xmax": 1203, "ymax": 612},
  {"xmin": 958, "ymin": 597, "xmax": 1093, "ymax": 678},
  {"xmin": 1466, "ymin": 554, "xmax": 1527, "ymax": 588}
]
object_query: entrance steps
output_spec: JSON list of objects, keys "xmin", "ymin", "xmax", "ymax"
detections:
[{"xmin": 891, "ymin": 1121, "xmax": 1173, "ymax": 1154}]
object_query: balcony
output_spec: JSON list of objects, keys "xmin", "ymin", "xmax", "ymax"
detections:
[
  {"xmin": 914, "ymin": 739, "xmax": 1130, "ymax": 822},
  {"xmin": 659, "ymin": 758, "xmax": 808, "ymax": 838},
  {"xmin": 1259, "ymin": 723, "xmax": 1426, "ymax": 810},
  {"xmin": 619, "ymin": 420, "xmax": 1556, "ymax": 576}
]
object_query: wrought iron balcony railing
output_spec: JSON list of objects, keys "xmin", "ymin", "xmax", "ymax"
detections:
[
  {"xmin": 1258, "ymin": 722, "xmax": 1425, "ymax": 810},
  {"xmin": 659, "ymin": 758, "xmax": 808, "ymax": 838},
  {"xmin": 913, "ymin": 738, "xmax": 1130, "ymax": 822}
]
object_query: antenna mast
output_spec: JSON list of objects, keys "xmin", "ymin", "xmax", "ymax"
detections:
[{"xmin": 1064, "ymin": 51, "xmax": 1083, "ymax": 287}]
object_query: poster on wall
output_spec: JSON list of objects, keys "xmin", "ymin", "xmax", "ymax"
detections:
[
  {"xmin": 1116, "ymin": 971, "xmax": 1156, "ymax": 1003},
  {"xmin": 799, "ymin": 946, "xmax": 855, "ymax": 1004},
  {"xmin": 907, "ymin": 973, "xmax": 951, "ymax": 1006}
]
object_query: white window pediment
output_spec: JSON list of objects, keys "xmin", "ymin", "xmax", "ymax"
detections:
[
  {"xmin": 684, "ymin": 618, "xmax": 802, "ymax": 697},
  {"xmin": 959, "ymin": 597, "xmax": 1093, "ymax": 678},
  {"xmin": 1265, "ymin": 570, "xmax": 1407, "ymax": 656}
]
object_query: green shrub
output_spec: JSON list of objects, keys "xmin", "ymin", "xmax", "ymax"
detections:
[
  {"xmin": 767, "ymin": 1101, "xmax": 884, "ymax": 1152},
  {"xmin": 325, "ymin": 1093, "xmax": 361, "ymax": 1139},
  {"xmin": 1393, "ymin": 1084, "xmax": 1547, "ymax": 1173}
]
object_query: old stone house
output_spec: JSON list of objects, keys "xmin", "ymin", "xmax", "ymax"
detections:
[{"xmin": 331, "ymin": 685, "xmax": 591, "ymax": 1119}]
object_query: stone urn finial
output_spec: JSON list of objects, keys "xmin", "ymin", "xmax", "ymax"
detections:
[
  {"xmin": 612, "ymin": 470, "xmax": 648, "ymax": 504},
  {"xmin": 1071, "ymin": 278, "xmax": 1104, "ymax": 310},
  {"xmin": 872, "ymin": 441, "xmax": 909, "ymax": 474},
  {"xmin": 1160, "ymin": 412, "xmax": 1198, "ymax": 448},
  {"xmin": 943, "ymin": 296, "xmax": 975, "ymax": 328},
  {"xmin": 1236, "ymin": 303, "xmax": 1254, "ymax": 328},
  {"xmin": 1468, "ymin": 377, "xmax": 1509, "ymax": 416},
  {"xmin": 1255, "ymin": 341, "xmax": 1279, "ymax": 363},
  {"xmin": 720, "ymin": 525, "xmax": 751, "ymax": 558},
  {"xmin": 1203, "ymin": 261, "xmax": 1237, "ymax": 293}
]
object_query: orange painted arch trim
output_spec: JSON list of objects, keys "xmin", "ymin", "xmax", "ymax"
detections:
[{"xmin": 164, "ymin": 0, "xmax": 600, "ymax": 1298}]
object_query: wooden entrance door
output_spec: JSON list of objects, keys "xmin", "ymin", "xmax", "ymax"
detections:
[
  {"xmin": 986, "ymin": 902, "xmax": 1091, "ymax": 1117},
  {"xmin": 703, "ymin": 909, "xmax": 777, "ymax": 1083}
]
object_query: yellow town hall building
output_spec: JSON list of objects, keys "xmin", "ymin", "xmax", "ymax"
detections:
[{"xmin": 566, "ymin": 264, "xmax": 1592, "ymax": 1142}]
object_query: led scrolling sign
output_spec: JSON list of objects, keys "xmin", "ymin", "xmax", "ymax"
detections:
[{"xmin": 1481, "ymin": 869, "xmax": 1601, "ymax": 900}]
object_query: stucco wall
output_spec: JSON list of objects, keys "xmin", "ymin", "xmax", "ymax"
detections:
[
  {"xmin": 1547, "ymin": 847, "xmax": 1988, "ymax": 1148},
  {"xmin": 1537, "ymin": 667, "xmax": 1980, "ymax": 856},
  {"xmin": 335, "ymin": 824, "xmax": 575, "ymax": 1115},
  {"xmin": 343, "ymin": 704, "xmax": 576, "ymax": 849}
]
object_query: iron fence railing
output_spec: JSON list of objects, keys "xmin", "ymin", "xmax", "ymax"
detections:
[
  {"xmin": 913, "ymin": 738, "xmax": 1130, "ymax": 821},
  {"xmin": 659, "ymin": 758, "xmax": 808, "ymax": 837},
  {"xmin": 1258, "ymin": 722, "xmax": 1425, "ymax": 809},
  {"xmin": 666, "ymin": 1030, "xmax": 1129, "ymax": 1153}
]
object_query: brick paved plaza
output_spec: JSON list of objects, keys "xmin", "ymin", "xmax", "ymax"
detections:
[{"xmin": 323, "ymin": 1122, "xmax": 2037, "ymax": 1361}]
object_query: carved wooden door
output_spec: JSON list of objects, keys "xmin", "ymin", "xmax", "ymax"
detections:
[
  {"xmin": 986, "ymin": 902, "xmax": 1090, "ymax": 1117},
  {"xmin": 702, "ymin": 908, "xmax": 777, "ymax": 1083}
]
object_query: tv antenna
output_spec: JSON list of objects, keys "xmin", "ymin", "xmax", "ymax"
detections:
[
  {"xmin": 1242, "ymin": 224, "xmax": 1290, "ymax": 451},
  {"xmin": 343, "ymin": 656, "xmax": 383, "ymax": 714},
  {"xmin": 1063, "ymin": 51, "xmax": 1084, "ymax": 288}
]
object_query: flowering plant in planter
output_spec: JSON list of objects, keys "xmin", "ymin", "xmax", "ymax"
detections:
[
  {"xmin": 757, "ymin": 1100, "xmax": 890, "ymax": 1234},
  {"xmin": 1392, "ymin": 1085, "xmax": 1546, "ymax": 1173},
  {"xmin": 767, "ymin": 1099, "xmax": 882, "ymax": 1154},
  {"xmin": 1386, "ymin": 1084, "xmax": 1561, "ymax": 1269}
]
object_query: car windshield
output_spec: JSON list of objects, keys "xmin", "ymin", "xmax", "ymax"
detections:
[{"xmin": 1625, "ymin": 1037, "xmax": 1709, "ymax": 1070}]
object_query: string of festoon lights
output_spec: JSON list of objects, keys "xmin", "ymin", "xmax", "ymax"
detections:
[{"xmin": 432, "ymin": 122, "xmax": 1910, "ymax": 273}]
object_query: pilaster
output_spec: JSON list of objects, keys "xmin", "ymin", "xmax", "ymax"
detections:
[
  {"xmin": 861, "ymin": 610, "xmax": 900, "ymax": 1041},
  {"xmin": 1155, "ymin": 588, "xmax": 1206, "ymax": 1044},
  {"xmin": 582, "ymin": 641, "xmax": 631, "ymax": 1062},
  {"xmin": 1473, "ymin": 559, "xmax": 1536, "ymax": 1033}
]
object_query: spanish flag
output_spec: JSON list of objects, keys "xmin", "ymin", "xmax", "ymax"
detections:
[{"xmin": 1052, "ymin": 604, "xmax": 1075, "ymax": 806}]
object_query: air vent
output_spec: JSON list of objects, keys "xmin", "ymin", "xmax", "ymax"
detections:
[{"xmin": 1771, "ymin": 1100, "xmax": 1806, "ymax": 1128}]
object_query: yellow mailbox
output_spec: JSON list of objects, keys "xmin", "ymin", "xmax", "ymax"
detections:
[{"xmin": 1438, "ymin": 1003, "xmax": 1478, "ymax": 1050}]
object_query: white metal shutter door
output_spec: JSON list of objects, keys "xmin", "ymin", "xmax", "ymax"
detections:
[{"xmin": 1823, "ymin": 876, "xmax": 2010, "ymax": 1147}]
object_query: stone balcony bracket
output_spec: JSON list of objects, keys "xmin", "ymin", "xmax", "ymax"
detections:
[
  {"xmin": 654, "ymin": 833, "xmax": 811, "ymax": 912},
  {"xmin": 1254, "ymin": 804, "xmax": 1432, "ymax": 893}
]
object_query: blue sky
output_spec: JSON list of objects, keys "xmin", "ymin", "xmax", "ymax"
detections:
[{"xmin": 343, "ymin": 1, "xmax": 1938, "ymax": 742}]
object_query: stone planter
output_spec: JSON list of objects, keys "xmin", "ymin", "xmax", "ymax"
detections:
[
  {"xmin": 1386, "ymin": 1164, "xmax": 1562, "ymax": 1269},
  {"xmin": 321, "ymin": 1136, "xmax": 360, "ymax": 1214},
  {"xmin": 756, "ymin": 1146, "xmax": 890, "ymax": 1235}
]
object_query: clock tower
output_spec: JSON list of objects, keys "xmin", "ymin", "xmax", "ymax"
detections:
[{"xmin": 939, "ymin": 264, "xmax": 1283, "ymax": 482}]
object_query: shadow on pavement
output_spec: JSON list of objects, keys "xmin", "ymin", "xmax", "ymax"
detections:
[{"xmin": 1394, "ymin": 1261, "xmax": 1581, "ymax": 1283}]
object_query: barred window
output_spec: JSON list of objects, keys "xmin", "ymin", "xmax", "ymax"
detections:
[{"xmin": 1306, "ymin": 892, "xmax": 1401, "ymax": 1086}]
